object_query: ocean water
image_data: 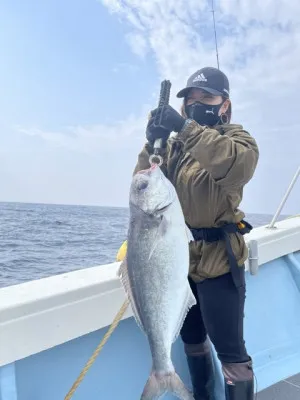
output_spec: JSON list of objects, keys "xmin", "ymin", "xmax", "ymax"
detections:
[{"xmin": 0, "ymin": 201, "xmax": 286, "ymax": 288}]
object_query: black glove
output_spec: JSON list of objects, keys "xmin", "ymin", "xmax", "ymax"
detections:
[{"xmin": 146, "ymin": 105, "xmax": 186, "ymax": 145}]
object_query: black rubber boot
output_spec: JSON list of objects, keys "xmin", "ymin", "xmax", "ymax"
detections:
[
  {"xmin": 224, "ymin": 379, "xmax": 254, "ymax": 399},
  {"xmin": 184, "ymin": 341, "xmax": 215, "ymax": 400},
  {"xmin": 222, "ymin": 359, "xmax": 254, "ymax": 400}
]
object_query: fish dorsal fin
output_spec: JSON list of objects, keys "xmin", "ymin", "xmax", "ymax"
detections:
[{"xmin": 117, "ymin": 258, "xmax": 145, "ymax": 334}]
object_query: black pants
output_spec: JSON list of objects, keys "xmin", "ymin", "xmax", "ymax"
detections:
[{"xmin": 180, "ymin": 270, "xmax": 250, "ymax": 364}]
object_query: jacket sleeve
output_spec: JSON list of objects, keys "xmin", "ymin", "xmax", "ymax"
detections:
[
  {"xmin": 133, "ymin": 143, "xmax": 151, "ymax": 175},
  {"xmin": 177, "ymin": 120, "xmax": 259, "ymax": 190}
]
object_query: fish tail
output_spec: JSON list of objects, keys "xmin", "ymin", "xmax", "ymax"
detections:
[{"xmin": 141, "ymin": 370, "xmax": 195, "ymax": 400}]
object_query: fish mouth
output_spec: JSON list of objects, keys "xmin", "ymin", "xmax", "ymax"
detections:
[
  {"xmin": 136, "ymin": 163, "xmax": 159, "ymax": 175},
  {"xmin": 154, "ymin": 202, "xmax": 172, "ymax": 214},
  {"xmin": 131, "ymin": 201, "xmax": 172, "ymax": 217}
]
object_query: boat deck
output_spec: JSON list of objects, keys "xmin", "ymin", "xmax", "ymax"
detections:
[{"xmin": 257, "ymin": 373, "xmax": 300, "ymax": 399}]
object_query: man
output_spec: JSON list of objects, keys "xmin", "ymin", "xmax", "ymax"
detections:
[{"xmin": 132, "ymin": 67, "xmax": 259, "ymax": 399}]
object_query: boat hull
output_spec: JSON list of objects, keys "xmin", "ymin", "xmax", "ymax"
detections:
[{"xmin": 1, "ymin": 218, "xmax": 300, "ymax": 400}]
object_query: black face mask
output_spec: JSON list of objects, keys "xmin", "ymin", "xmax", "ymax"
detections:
[{"xmin": 185, "ymin": 101, "xmax": 224, "ymax": 126}]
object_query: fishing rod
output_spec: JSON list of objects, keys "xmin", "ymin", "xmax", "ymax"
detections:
[
  {"xmin": 148, "ymin": 1, "xmax": 219, "ymax": 166},
  {"xmin": 149, "ymin": 79, "xmax": 171, "ymax": 167},
  {"xmin": 211, "ymin": 0, "xmax": 220, "ymax": 69}
]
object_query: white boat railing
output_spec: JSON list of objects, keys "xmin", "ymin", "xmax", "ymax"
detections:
[{"xmin": 267, "ymin": 165, "xmax": 300, "ymax": 229}]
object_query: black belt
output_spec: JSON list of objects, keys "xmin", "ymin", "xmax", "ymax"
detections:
[{"xmin": 188, "ymin": 220, "xmax": 253, "ymax": 288}]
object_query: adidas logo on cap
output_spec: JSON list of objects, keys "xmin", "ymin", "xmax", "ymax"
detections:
[{"xmin": 192, "ymin": 73, "xmax": 207, "ymax": 83}]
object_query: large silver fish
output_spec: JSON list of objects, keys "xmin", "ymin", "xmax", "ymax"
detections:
[{"xmin": 118, "ymin": 163, "xmax": 196, "ymax": 400}]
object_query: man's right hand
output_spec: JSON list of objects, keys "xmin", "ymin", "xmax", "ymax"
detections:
[
  {"xmin": 146, "ymin": 112, "xmax": 171, "ymax": 146},
  {"xmin": 146, "ymin": 105, "xmax": 186, "ymax": 145}
]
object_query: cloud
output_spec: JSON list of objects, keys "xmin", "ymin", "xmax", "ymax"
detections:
[
  {"xmin": 99, "ymin": 0, "xmax": 300, "ymax": 106},
  {"xmin": 125, "ymin": 33, "xmax": 148, "ymax": 58},
  {"xmin": 13, "ymin": 0, "xmax": 299, "ymax": 212},
  {"xmin": 98, "ymin": 0, "xmax": 300, "ymax": 164},
  {"xmin": 16, "ymin": 106, "xmax": 150, "ymax": 154},
  {"xmin": 20, "ymin": 0, "xmax": 300, "ymax": 160},
  {"xmin": 97, "ymin": 0, "xmax": 300, "ymax": 213}
]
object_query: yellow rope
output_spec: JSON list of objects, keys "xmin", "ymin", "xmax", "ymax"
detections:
[{"xmin": 64, "ymin": 298, "xmax": 130, "ymax": 400}]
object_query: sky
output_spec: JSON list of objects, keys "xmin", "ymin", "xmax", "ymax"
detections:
[{"xmin": 0, "ymin": 0, "xmax": 299, "ymax": 214}]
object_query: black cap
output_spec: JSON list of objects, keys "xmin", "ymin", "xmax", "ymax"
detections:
[{"xmin": 176, "ymin": 67, "xmax": 230, "ymax": 99}]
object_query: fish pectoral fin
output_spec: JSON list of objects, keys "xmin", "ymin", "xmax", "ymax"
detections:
[
  {"xmin": 171, "ymin": 285, "xmax": 197, "ymax": 343},
  {"xmin": 148, "ymin": 215, "xmax": 169, "ymax": 261},
  {"xmin": 185, "ymin": 224, "xmax": 194, "ymax": 243},
  {"xmin": 118, "ymin": 258, "xmax": 145, "ymax": 333}
]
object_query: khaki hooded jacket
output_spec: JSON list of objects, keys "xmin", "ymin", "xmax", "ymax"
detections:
[{"xmin": 133, "ymin": 115, "xmax": 259, "ymax": 282}]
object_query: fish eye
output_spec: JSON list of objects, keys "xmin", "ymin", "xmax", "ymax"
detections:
[{"xmin": 137, "ymin": 181, "xmax": 148, "ymax": 190}]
